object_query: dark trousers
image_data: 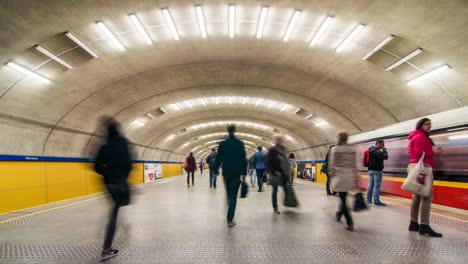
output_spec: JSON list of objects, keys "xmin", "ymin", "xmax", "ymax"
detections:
[
  {"xmin": 200, "ymin": 168, "xmax": 203, "ymax": 174},
  {"xmin": 289, "ymin": 172, "xmax": 294, "ymax": 185},
  {"xmin": 272, "ymin": 176, "xmax": 288, "ymax": 209},
  {"xmin": 256, "ymin": 169, "xmax": 265, "ymax": 191},
  {"xmin": 326, "ymin": 175, "xmax": 332, "ymax": 194},
  {"xmin": 223, "ymin": 175, "xmax": 241, "ymax": 222},
  {"xmin": 337, "ymin": 192, "xmax": 353, "ymax": 226},
  {"xmin": 187, "ymin": 171, "xmax": 194, "ymax": 185},
  {"xmin": 103, "ymin": 202, "xmax": 120, "ymax": 250}
]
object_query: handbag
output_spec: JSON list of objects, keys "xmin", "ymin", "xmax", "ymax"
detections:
[
  {"xmin": 284, "ymin": 186, "xmax": 299, "ymax": 207},
  {"xmin": 353, "ymin": 192, "xmax": 368, "ymax": 212},
  {"xmin": 107, "ymin": 184, "xmax": 130, "ymax": 207},
  {"xmin": 262, "ymin": 172, "xmax": 268, "ymax": 183},
  {"xmin": 402, "ymin": 152, "xmax": 432, "ymax": 197},
  {"xmin": 240, "ymin": 181, "xmax": 249, "ymax": 198}
]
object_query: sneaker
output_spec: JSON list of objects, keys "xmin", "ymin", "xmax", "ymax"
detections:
[
  {"xmin": 374, "ymin": 201, "xmax": 387, "ymax": 206},
  {"xmin": 101, "ymin": 249, "xmax": 119, "ymax": 262},
  {"xmin": 227, "ymin": 221, "xmax": 237, "ymax": 228},
  {"xmin": 273, "ymin": 208, "xmax": 280, "ymax": 214},
  {"xmin": 345, "ymin": 225, "xmax": 354, "ymax": 231}
]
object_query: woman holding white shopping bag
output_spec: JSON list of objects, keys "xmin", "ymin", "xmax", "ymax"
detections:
[{"xmin": 406, "ymin": 118, "xmax": 444, "ymax": 237}]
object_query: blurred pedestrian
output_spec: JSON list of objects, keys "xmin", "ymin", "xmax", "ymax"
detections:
[
  {"xmin": 408, "ymin": 118, "xmax": 444, "ymax": 237},
  {"xmin": 266, "ymin": 135, "xmax": 290, "ymax": 215},
  {"xmin": 321, "ymin": 145, "xmax": 336, "ymax": 195},
  {"xmin": 94, "ymin": 117, "xmax": 132, "ymax": 261},
  {"xmin": 253, "ymin": 146, "xmax": 266, "ymax": 192},
  {"xmin": 288, "ymin": 153, "xmax": 296, "ymax": 186},
  {"xmin": 199, "ymin": 160, "xmax": 205, "ymax": 175},
  {"xmin": 248, "ymin": 155, "xmax": 256, "ymax": 187},
  {"xmin": 206, "ymin": 148, "xmax": 218, "ymax": 188},
  {"xmin": 328, "ymin": 132, "xmax": 359, "ymax": 231},
  {"xmin": 214, "ymin": 124, "xmax": 247, "ymax": 227},
  {"xmin": 185, "ymin": 152, "xmax": 197, "ymax": 187}
]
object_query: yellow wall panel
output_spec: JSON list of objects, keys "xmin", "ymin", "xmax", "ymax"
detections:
[
  {"xmin": 46, "ymin": 162, "xmax": 87, "ymax": 202},
  {"xmin": 47, "ymin": 183, "xmax": 87, "ymax": 203},
  {"xmin": 163, "ymin": 164, "xmax": 182, "ymax": 178},
  {"xmin": 86, "ymin": 167, "xmax": 105, "ymax": 194},
  {"xmin": 315, "ymin": 163, "xmax": 327, "ymax": 185},
  {"xmin": 128, "ymin": 163, "xmax": 144, "ymax": 185},
  {"xmin": 0, "ymin": 187, "xmax": 47, "ymax": 214},
  {"xmin": 0, "ymin": 162, "xmax": 46, "ymax": 190}
]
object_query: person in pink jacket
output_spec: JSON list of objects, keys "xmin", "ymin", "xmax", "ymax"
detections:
[{"xmin": 407, "ymin": 118, "xmax": 444, "ymax": 237}]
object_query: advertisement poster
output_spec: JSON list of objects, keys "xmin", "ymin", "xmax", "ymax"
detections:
[
  {"xmin": 297, "ymin": 163, "xmax": 316, "ymax": 182},
  {"xmin": 144, "ymin": 163, "xmax": 163, "ymax": 182}
]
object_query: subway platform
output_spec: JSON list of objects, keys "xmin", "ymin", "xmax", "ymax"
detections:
[{"xmin": 0, "ymin": 174, "xmax": 467, "ymax": 264}]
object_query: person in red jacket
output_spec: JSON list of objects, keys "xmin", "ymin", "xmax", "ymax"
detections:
[
  {"xmin": 185, "ymin": 152, "xmax": 197, "ymax": 188},
  {"xmin": 407, "ymin": 118, "xmax": 444, "ymax": 237}
]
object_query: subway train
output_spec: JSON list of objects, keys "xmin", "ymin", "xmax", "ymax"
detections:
[{"xmin": 355, "ymin": 126, "xmax": 468, "ymax": 210}]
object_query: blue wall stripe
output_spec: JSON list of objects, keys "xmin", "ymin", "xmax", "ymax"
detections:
[{"xmin": 0, "ymin": 155, "xmax": 182, "ymax": 164}]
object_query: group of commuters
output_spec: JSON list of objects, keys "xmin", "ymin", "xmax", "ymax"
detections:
[
  {"xmin": 93, "ymin": 116, "xmax": 444, "ymax": 261},
  {"xmin": 321, "ymin": 118, "xmax": 443, "ymax": 236}
]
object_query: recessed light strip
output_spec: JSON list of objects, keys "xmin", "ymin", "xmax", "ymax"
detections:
[
  {"xmin": 283, "ymin": 10, "xmax": 301, "ymax": 42},
  {"xmin": 162, "ymin": 8, "xmax": 180, "ymax": 40},
  {"xmin": 407, "ymin": 65, "xmax": 450, "ymax": 86},
  {"xmin": 256, "ymin": 6, "xmax": 269, "ymax": 39},
  {"xmin": 385, "ymin": 48, "xmax": 423, "ymax": 71},
  {"xmin": 228, "ymin": 5, "xmax": 235, "ymax": 38},
  {"xmin": 195, "ymin": 5, "xmax": 207, "ymax": 38},
  {"xmin": 362, "ymin": 35, "xmax": 394, "ymax": 60},
  {"xmin": 336, "ymin": 24, "xmax": 365, "ymax": 53},
  {"xmin": 65, "ymin": 32, "xmax": 99, "ymax": 58},
  {"xmin": 5, "ymin": 61, "xmax": 51, "ymax": 84},
  {"xmin": 129, "ymin": 14, "xmax": 152, "ymax": 45},
  {"xmin": 310, "ymin": 16, "xmax": 333, "ymax": 46},
  {"xmin": 34, "ymin": 45, "xmax": 73, "ymax": 69},
  {"xmin": 96, "ymin": 21, "xmax": 125, "ymax": 51}
]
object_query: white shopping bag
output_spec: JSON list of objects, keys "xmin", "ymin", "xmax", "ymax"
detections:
[{"xmin": 401, "ymin": 152, "xmax": 432, "ymax": 197}]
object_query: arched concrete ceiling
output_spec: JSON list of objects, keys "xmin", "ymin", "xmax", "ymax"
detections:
[{"xmin": 0, "ymin": 0, "xmax": 467, "ymax": 161}]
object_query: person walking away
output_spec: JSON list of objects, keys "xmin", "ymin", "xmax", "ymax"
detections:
[
  {"xmin": 186, "ymin": 152, "xmax": 197, "ymax": 187},
  {"xmin": 408, "ymin": 118, "xmax": 444, "ymax": 237},
  {"xmin": 288, "ymin": 153, "xmax": 296, "ymax": 186},
  {"xmin": 214, "ymin": 125, "xmax": 247, "ymax": 227},
  {"xmin": 248, "ymin": 156, "xmax": 256, "ymax": 187},
  {"xmin": 199, "ymin": 160, "xmax": 205, "ymax": 175},
  {"xmin": 206, "ymin": 148, "xmax": 218, "ymax": 188},
  {"xmin": 266, "ymin": 135, "xmax": 291, "ymax": 215},
  {"xmin": 253, "ymin": 146, "xmax": 266, "ymax": 192},
  {"xmin": 321, "ymin": 145, "xmax": 336, "ymax": 195},
  {"xmin": 366, "ymin": 139, "xmax": 389, "ymax": 206},
  {"xmin": 94, "ymin": 118, "xmax": 132, "ymax": 261},
  {"xmin": 328, "ymin": 132, "xmax": 359, "ymax": 231}
]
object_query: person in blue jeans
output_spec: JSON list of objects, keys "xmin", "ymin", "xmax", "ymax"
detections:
[
  {"xmin": 367, "ymin": 139, "xmax": 389, "ymax": 206},
  {"xmin": 206, "ymin": 148, "xmax": 218, "ymax": 188},
  {"xmin": 253, "ymin": 146, "xmax": 266, "ymax": 192}
]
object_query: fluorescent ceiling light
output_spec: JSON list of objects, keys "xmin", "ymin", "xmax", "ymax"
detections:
[
  {"xmin": 315, "ymin": 120, "xmax": 327, "ymax": 126},
  {"xmin": 229, "ymin": 97, "xmax": 232, "ymax": 104},
  {"xmin": 96, "ymin": 21, "xmax": 125, "ymax": 51},
  {"xmin": 385, "ymin": 48, "xmax": 423, "ymax": 71},
  {"xmin": 65, "ymin": 32, "xmax": 98, "ymax": 58},
  {"xmin": 129, "ymin": 14, "xmax": 152, "ymax": 45},
  {"xmin": 268, "ymin": 101, "xmax": 273, "ymax": 108},
  {"xmin": 361, "ymin": 35, "xmax": 394, "ymax": 61},
  {"xmin": 256, "ymin": 99, "xmax": 262, "ymax": 106},
  {"xmin": 293, "ymin": 108, "xmax": 301, "ymax": 114},
  {"xmin": 305, "ymin": 114, "xmax": 314, "ymax": 119},
  {"xmin": 216, "ymin": 97, "xmax": 219, "ymax": 104},
  {"xmin": 280, "ymin": 104, "xmax": 287, "ymax": 111},
  {"xmin": 5, "ymin": 61, "xmax": 50, "ymax": 84},
  {"xmin": 162, "ymin": 8, "xmax": 180, "ymax": 40},
  {"xmin": 310, "ymin": 16, "xmax": 333, "ymax": 46},
  {"xmin": 159, "ymin": 107, "xmax": 167, "ymax": 113},
  {"xmin": 173, "ymin": 104, "xmax": 180, "ymax": 111},
  {"xmin": 134, "ymin": 120, "xmax": 145, "ymax": 126},
  {"xmin": 228, "ymin": 5, "xmax": 235, "ymax": 38},
  {"xmin": 407, "ymin": 65, "xmax": 450, "ymax": 86},
  {"xmin": 195, "ymin": 5, "xmax": 207, "ymax": 38},
  {"xmin": 448, "ymin": 134, "xmax": 468, "ymax": 140},
  {"xmin": 145, "ymin": 113, "xmax": 155, "ymax": 119},
  {"xmin": 336, "ymin": 24, "xmax": 365, "ymax": 53},
  {"xmin": 242, "ymin": 97, "xmax": 246, "ymax": 104},
  {"xmin": 283, "ymin": 10, "xmax": 301, "ymax": 42},
  {"xmin": 201, "ymin": 98, "xmax": 207, "ymax": 105},
  {"xmin": 256, "ymin": 6, "xmax": 269, "ymax": 39},
  {"xmin": 34, "ymin": 45, "xmax": 73, "ymax": 69},
  {"xmin": 167, "ymin": 135, "xmax": 176, "ymax": 140}
]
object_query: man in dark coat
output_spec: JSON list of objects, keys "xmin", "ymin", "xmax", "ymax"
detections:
[
  {"xmin": 214, "ymin": 124, "xmax": 247, "ymax": 227},
  {"xmin": 94, "ymin": 117, "xmax": 132, "ymax": 261}
]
